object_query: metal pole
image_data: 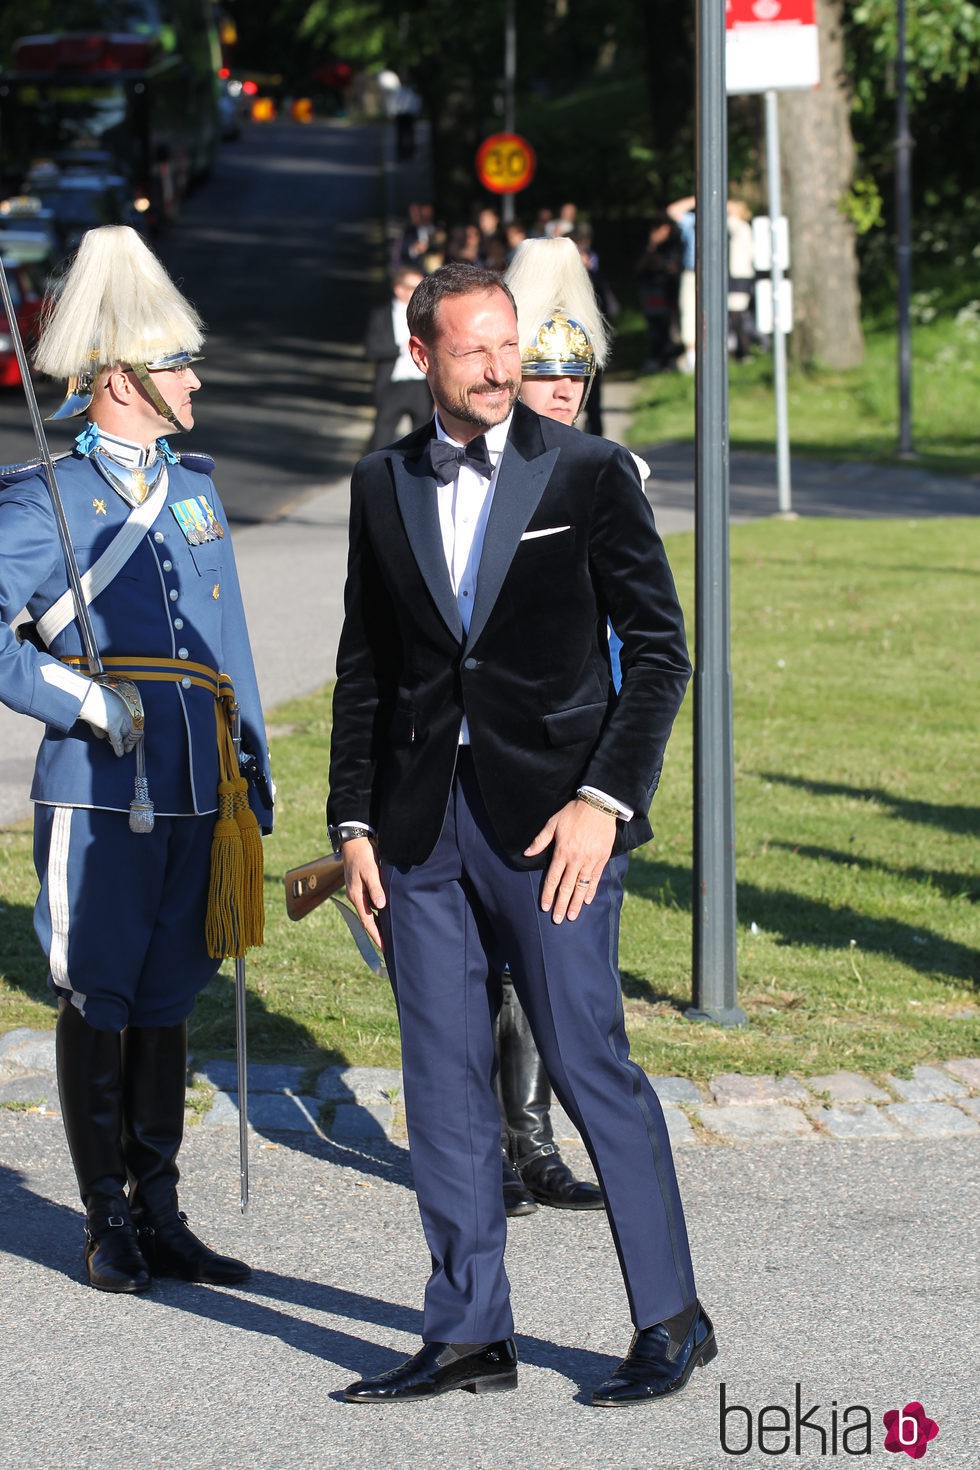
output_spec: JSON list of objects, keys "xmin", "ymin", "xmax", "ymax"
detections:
[
  {"xmin": 501, "ymin": 0, "xmax": 516, "ymax": 226},
  {"xmin": 764, "ymin": 89, "xmax": 793, "ymax": 515},
  {"xmin": 688, "ymin": 0, "xmax": 744, "ymax": 1026},
  {"xmin": 895, "ymin": 0, "xmax": 914, "ymax": 456}
]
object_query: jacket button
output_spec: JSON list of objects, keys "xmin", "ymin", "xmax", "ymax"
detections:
[
  {"xmin": 463, "ymin": 657, "xmax": 480, "ymax": 671},
  {"xmin": 169, "ymin": 589, "xmax": 178, "ymax": 601},
  {"xmin": 162, "ymin": 559, "xmax": 173, "ymax": 571},
  {"xmin": 154, "ymin": 531, "xmax": 165, "ymax": 543},
  {"xmin": 177, "ymin": 647, "xmax": 189, "ymax": 659},
  {"xmin": 173, "ymin": 618, "xmax": 184, "ymax": 630},
  {"xmin": 180, "ymin": 676, "xmax": 192, "ymax": 689}
]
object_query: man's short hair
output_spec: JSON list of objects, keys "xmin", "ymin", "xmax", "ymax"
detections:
[{"xmin": 407, "ymin": 262, "xmax": 516, "ymax": 343}]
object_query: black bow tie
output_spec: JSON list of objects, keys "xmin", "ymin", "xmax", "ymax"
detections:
[{"xmin": 429, "ymin": 435, "xmax": 492, "ymax": 483}]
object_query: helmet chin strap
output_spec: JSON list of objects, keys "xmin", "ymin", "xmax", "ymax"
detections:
[
  {"xmin": 129, "ymin": 362, "xmax": 190, "ymax": 432},
  {"xmin": 576, "ymin": 366, "xmax": 597, "ymax": 419}
]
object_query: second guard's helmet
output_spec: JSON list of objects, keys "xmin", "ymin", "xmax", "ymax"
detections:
[{"xmin": 504, "ymin": 236, "xmax": 610, "ymax": 413}]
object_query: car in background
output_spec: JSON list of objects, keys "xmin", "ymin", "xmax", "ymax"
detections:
[
  {"xmin": 0, "ymin": 257, "xmax": 45, "ymax": 387},
  {"xmin": 0, "ymin": 194, "xmax": 60, "ymax": 269},
  {"xmin": 218, "ymin": 75, "xmax": 249, "ymax": 141},
  {"xmin": 22, "ymin": 161, "xmax": 141, "ymax": 255}
]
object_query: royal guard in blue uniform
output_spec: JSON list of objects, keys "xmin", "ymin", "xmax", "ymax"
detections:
[
  {"xmin": 491, "ymin": 239, "xmax": 617, "ymax": 1218},
  {"xmin": 0, "ymin": 226, "xmax": 273, "ymax": 1293}
]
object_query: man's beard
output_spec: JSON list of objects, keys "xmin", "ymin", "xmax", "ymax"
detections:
[{"xmin": 441, "ymin": 377, "xmax": 520, "ymax": 428}]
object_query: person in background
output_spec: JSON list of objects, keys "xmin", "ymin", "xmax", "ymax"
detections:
[
  {"xmin": 364, "ymin": 266, "xmax": 432, "ymax": 451},
  {"xmin": 476, "ymin": 206, "xmax": 507, "ymax": 272},
  {"xmin": 667, "ymin": 195, "xmax": 697, "ymax": 373},
  {"xmin": 727, "ymin": 199, "xmax": 756, "ymax": 361},
  {"xmin": 635, "ymin": 215, "xmax": 683, "ymax": 373},
  {"xmin": 503, "ymin": 220, "xmax": 527, "ymax": 264},
  {"xmin": 488, "ymin": 233, "xmax": 623, "ymax": 1217},
  {"xmin": 548, "ymin": 201, "xmax": 578, "ymax": 238},
  {"xmin": 395, "ymin": 202, "xmax": 435, "ymax": 270}
]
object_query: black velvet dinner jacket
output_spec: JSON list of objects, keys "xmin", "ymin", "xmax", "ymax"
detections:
[{"xmin": 328, "ymin": 399, "xmax": 692, "ymax": 868}]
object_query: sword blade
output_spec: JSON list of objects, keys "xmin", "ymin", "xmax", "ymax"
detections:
[
  {"xmin": 229, "ymin": 700, "xmax": 250, "ymax": 1213},
  {"xmin": 0, "ymin": 258, "xmax": 103, "ymax": 677},
  {"xmin": 235, "ymin": 954, "xmax": 249, "ymax": 1213},
  {"xmin": 330, "ymin": 894, "xmax": 389, "ymax": 980}
]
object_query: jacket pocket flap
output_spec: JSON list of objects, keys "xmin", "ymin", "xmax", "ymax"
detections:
[{"xmin": 541, "ymin": 701, "xmax": 607, "ymax": 747}]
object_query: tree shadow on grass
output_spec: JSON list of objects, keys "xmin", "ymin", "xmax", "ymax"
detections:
[
  {"xmin": 625, "ymin": 855, "xmax": 978, "ymax": 991},
  {"xmin": 757, "ymin": 772, "xmax": 980, "ymax": 840},
  {"xmin": 768, "ymin": 841, "xmax": 979, "ymax": 904}
]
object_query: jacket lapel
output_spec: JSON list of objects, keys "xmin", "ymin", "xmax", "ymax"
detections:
[
  {"xmin": 465, "ymin": 406, "xmax": 559, "ymax": 651},
  {"xmin": 392, "ymin": 440, "xmax": 464, "ymax": 643}
]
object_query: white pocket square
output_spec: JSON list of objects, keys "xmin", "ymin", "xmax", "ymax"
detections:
[{"xmin": 520, "ymin": 525, "xmax": 571, "ymax": 541}]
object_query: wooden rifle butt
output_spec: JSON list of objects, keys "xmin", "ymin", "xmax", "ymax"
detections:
[{"xmin": 283, "ymin": 853, "xmax": 347, "ymax": 921}]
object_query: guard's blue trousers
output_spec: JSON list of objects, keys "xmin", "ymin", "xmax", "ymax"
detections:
[{"xmin": 34, "ymin": 805, "xmax": 220, "ymax": 1032}]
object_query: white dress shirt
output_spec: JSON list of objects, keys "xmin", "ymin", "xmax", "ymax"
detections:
[{"xmin": 432, "ymin": 410, "xmax": 632, "ymax": 822}]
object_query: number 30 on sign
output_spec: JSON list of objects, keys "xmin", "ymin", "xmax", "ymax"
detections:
[{"xmin": 476, "ymin": 133, "xmax": 537, "ymax": 195}]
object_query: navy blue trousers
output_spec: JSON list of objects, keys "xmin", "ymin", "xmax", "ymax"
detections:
[
  {"xmin": 33, "ymin": 805, "xmax": 220, "ymax": 1032},
  {"xmin": 379, "ymin": 751, "xmax": 696, "ymax": 1343}
]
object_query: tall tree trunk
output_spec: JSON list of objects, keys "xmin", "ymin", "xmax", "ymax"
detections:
[{"xmin": 778, "ymin": 0, "xmax": 864, "ymax": 367}]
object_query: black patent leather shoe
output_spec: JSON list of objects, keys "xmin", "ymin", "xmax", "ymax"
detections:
[
  {"xmin": 502, "ymin": 1155, "xmax": 538, "ymax": 1217},
  {"xmin": 84, "ymin": 1213, "xmax": 151, "ymax": 1293},
  {"xmin": 344, "ymin": 1339, "xmax": 518, "ymax": 1403},
  {"xmin": 591, "ymin": 1303, "xmax": 717, "ymax": 1406},
  {"xmin": 520, "ymin": 1151, "xmax": 605, "ymax": 1210},
  {"xmin": 137, "ymin": 1211, "xmax": 251, "ymax": 1285}
]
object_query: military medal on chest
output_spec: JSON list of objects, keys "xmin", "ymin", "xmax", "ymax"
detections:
[{"xmin": 171, "ymin": 493, "xmax": 225, "ymax": 545}]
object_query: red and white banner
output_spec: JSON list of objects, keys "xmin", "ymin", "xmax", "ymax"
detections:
[{"xmin": 726, "ymin": 0, "xmax": 820, "ymax": 95}]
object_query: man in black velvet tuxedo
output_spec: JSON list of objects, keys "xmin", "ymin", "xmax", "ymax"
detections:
[{"xmin": 328, "ymin": 263, "xmax": 715, "ymax": 1407}]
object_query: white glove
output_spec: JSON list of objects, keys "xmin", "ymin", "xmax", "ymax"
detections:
[{"xmin": 79, "ymin": 681, "xmax": 139, "ymax": 758}]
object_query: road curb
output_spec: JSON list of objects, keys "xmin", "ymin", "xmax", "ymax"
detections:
[{"xmin": 2, "ymin": 1027, "xmax": 977, "ymax": 1148}]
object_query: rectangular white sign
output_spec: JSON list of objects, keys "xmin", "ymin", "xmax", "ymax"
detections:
[{"xmin": 726, "ymin": 0, "xmax": 820, "ymax": 96}]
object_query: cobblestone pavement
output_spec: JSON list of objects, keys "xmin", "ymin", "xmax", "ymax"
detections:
[{"xmin": 3, "ymin": 1027, "xmax": 977, "ymax": 1151}]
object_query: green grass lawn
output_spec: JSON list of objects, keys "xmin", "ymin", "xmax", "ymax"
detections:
[
  {"xmin": 1, "ymin": 518, "xmax": 977, "ymax": 1086},
  {"xmin": 625, "ymin": 299, "xmax": 980, "ymax": 477}
]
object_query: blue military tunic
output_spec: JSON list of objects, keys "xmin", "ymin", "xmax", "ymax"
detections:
[{"xmin": 0, "ymin": 432, "xmax": 273, "ymax": 1029}]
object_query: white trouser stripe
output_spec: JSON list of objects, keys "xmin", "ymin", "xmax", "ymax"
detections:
[{"xmin": 47, "ymin": 806, "xmax": 73, "ymax": 988}]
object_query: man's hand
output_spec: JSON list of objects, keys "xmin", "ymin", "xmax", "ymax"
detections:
[
  {"xmin": 78, "ymin": 681, "xmax": 138, "ymax": 757},
  {"xmin": 524, "ymin": 799, "xmax": 617, "ymax": 924},
  {"xmin": 342, "ymin": 836, "xmax": 387, "ymax": 950}
]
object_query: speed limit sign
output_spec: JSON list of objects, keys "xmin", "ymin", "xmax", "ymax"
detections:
[{"xmin": 476, "ymin": 133, "xmax": 537, "ymax": 195}]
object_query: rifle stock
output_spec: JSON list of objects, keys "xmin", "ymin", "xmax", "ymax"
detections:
[{"xmin": 283, "ymin": 853, "xmax": 347, "ymax": 921}]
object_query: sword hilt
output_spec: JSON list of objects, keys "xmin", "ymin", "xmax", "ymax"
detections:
[{"xmin": 96, "ymin": 675, "xmax": 154, "ymax": 833}]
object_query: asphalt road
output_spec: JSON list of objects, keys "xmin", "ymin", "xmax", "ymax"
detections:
[
  {"xmin": 0, "ymin": 118, "xmax": 387, "ymax": 518},
  {"xmin": 1, "ymin": 1110, "xmax": 977, "ymax": 1470}
]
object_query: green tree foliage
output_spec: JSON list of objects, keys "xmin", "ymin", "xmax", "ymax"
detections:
[
  {"xmin": 850, "ymin": 0, "xmax": 980, "ymax": 92},
  {"xmin": 843, "ymin": 0, "xmax": 980, "ymax": 307}
]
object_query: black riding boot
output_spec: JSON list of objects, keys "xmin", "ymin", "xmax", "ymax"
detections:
[
  {"xmin": 122, "ymin": 1022, "xmax": 251, "ymax": 1285},
  {"xmin": 493, "ymin": 984, "xmax": 537, "ymax": 1217},
  {"xmin": 55, "ymin": 998, "xmax": 151, "ymax": 1293},
  {"xmin": 496, "ymin": 977, "xmax": 604, "ymax": 1211}
]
